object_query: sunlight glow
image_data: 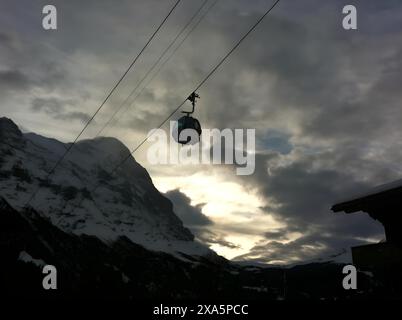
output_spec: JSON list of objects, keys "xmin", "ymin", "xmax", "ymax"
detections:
[{"xmin": 153, "ymin": 172, "xmax": 284, "ymax": 259}]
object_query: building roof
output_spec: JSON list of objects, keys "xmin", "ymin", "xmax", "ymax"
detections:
[{"xmin": 332, "ymin": 178, "xmax": 402, "ymax": 213}]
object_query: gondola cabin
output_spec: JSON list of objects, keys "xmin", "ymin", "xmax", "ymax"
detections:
[{"xmin": 172, "ymin": 92, "xmax": 202, "ymax": 145}]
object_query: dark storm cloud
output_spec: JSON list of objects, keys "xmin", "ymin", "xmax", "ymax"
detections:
[
  {"xmin": 165, "ymin": 189, "xmax": 212, "ymax": 227},
  {"xmin": 233, "ymin": 232, "xmax": 354, "ymax": 264},
  {"xmin": 161, "ymin": 0, "xmax": 402, "ymax": 161},
  {"xmin": 165, "ymin": 189, "xmax": 240, "ymax": 249},
  {"xmin": 0, "ymin": 69, "xmax": 31, "ymax": 91},
  {"xmin": 263, "ymin": 229, "xmax": 288, "ymax": 241},
  {"xmin": 234, "ymin": 150, "xmax": 385, "ymax": 263},
  {"xmin": 118, "ymin": 87, "xmax": 188, "ymax": 134},
  {"xmin": 188, "ymin": 0, "xmax": 402, "ymax": 262},
  {"xmin": 235, "ymin": 222, "xmax": 384, "ymax": 264},
  {"xmin": 196, "ymin": 229, "xmax": 241, "ymax": 250},
  {"xmin": 258, "ymin": 156, "xmax": 367, "ymax": 225},
  {"xmin": 260, "ymin": 131, "xmax": 292, "ymax": 153},
  {"xmin": 31, "ymin": 97, "xmax": 91, "ymax": 123}
]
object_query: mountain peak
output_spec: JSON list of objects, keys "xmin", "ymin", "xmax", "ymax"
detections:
[
  {"xmin": 0, "ymin": 118, "xmax": 207, "ymax": 257},
  {"xmin": 0, "ymin": 116, "xmax": 20, "ymax": 130},
  {"xmin": 0, "ymin": 117, "xmax": 23, "ymax": 144}
]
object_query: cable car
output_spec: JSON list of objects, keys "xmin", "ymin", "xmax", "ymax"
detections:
[{"xmin": 173, "ymin": 92, "xmax": 202, "ymax": 145}]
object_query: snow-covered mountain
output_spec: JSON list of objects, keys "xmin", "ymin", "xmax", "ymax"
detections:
[{"xmin": 0, "ymin": 117, "xmax": 209, "ymax": 256}]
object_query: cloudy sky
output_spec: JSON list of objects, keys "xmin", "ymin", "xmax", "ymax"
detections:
[{"xmin": 1, "ymin": 0, "xmax": 401, "ymax": 264}]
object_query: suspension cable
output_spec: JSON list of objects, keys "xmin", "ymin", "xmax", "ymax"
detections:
[
  {"xmin": 96, "ymin": 0, "xmax": 211, "ymax": 137},
  {"xmin": 92, "ymin": 0, "xmax": 282, "ymax": 193},
  {"xmin": 24, "ymin": 0, "xmax": 182, "ymax": 208}
]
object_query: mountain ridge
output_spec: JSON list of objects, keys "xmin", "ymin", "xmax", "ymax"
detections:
[{"xmin": 0, "ymin": 117, "xmax": 209, "ymax": 257}]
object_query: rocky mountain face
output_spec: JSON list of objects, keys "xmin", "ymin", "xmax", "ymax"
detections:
[{"xmin": 0, "ymin": 117, "xmax": 207, "ymax": 256}]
